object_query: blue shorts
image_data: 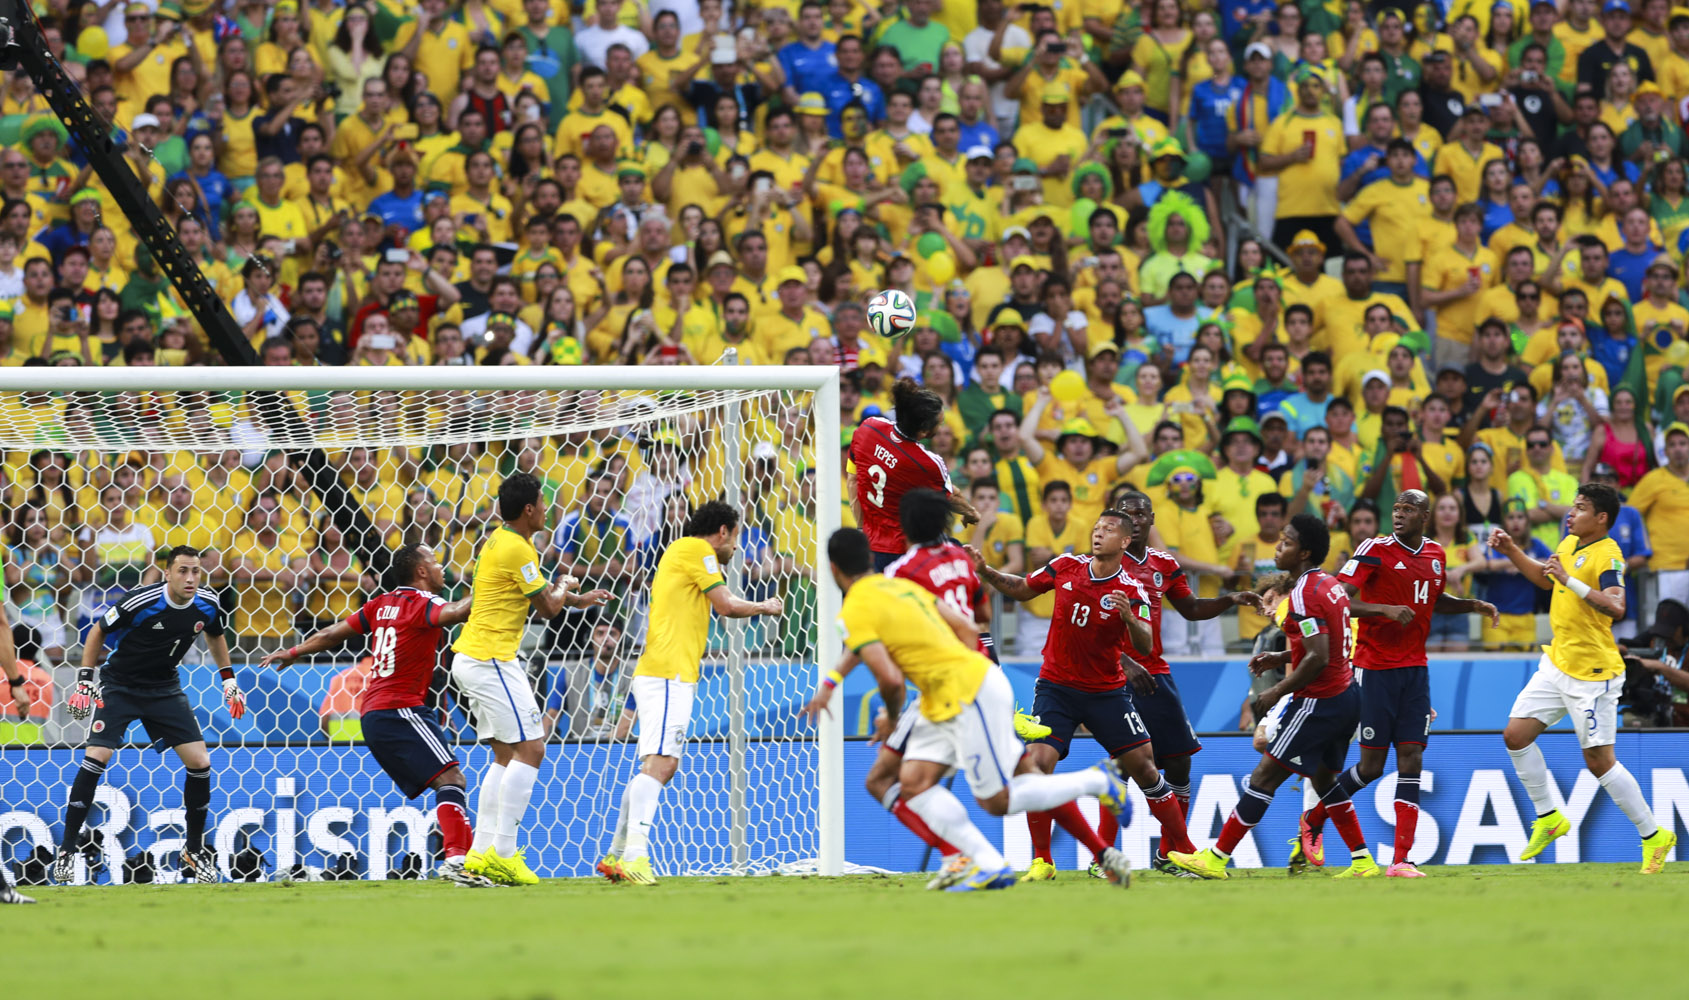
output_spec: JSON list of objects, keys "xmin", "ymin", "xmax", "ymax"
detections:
[
  {"xmin": 1135, "ymin": 673, "xmax": 1202, "ymax": 763},
  {"xmin": 362, "ymin": 706, "xmax": 460, "ymax": 798},
  {"xmin": 1031, "ymin": 679, "xmax": 1151, "ymax": 761},
  {"xmin": 1359, "ymin": 666, "xmax": 1432, "ymax": 749},
  {"xmin": 1264, "ymin": 684, "xmax": 1360, "ymax": 778}
]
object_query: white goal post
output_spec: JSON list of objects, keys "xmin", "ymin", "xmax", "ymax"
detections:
[{"xmin": 0, "ymin": 364, "xmax": 843, "ymax": 881}]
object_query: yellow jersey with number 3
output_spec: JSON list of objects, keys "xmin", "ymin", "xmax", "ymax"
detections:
[
  {"xmin": 635, "ymin": 536, "xmax": 726, "ymax": 683},
  {"xmin": 453, "ymin": 526, "xmax": 546, "ymax": 662},
  {"xmin": 838, "ymin": 575, "xmax": 988, "ymax": 723},
  {"xmin": 1544, "ymin": 534, "xmax": 1626, "ymax": 682}
]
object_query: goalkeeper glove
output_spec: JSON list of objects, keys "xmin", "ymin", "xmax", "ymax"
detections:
[
  {"xmin": 222, "ymin": 676, "xmax": 246, "ymax": 720},
  {"xmin": 68, "ymin": 668, "xmax": 102, "ymax": 720}
]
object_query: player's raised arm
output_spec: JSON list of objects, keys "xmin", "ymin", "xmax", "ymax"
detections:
[
  {"xmin": 1487, "ymin": 526, "xmax": 1553, "ymax": 589},
  {"xmin": 964, "ymin": 544, "xmax": 1041, "ymax": 601}
]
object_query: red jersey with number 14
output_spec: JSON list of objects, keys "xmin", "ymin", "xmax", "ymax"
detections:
[
  {"xmin": 1026, "ymin": 554, "xmax": 1152, "ymax": 692},
  {"xmin": 1336, "ymin": 534, "xmax": 1446, "ymax": 670},
  {"xmin": 345, "ymin": 587, "xmax": 448, "ymax": 712},
  {"xmin": 850, "ymin": 416, "xmax": 955, "ymax": 554},
  {"xmin": 1120, "ymin": 546, "xmax": 1192, "ymax": 675},
  {"xmin": 1284, "ymin": 569, "xmax": 1353, "ymax": 699},
  {"xmin": 887, "ymin": 541, "xmax": 987, "ymax": 653}
]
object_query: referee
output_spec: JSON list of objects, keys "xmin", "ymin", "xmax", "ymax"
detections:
[{"xmin": 53, "ymin": 546, "xmax": 246, "ymax": 885}]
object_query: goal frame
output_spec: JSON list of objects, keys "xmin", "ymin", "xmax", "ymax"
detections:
[{"xmin": 0, "ymin": 364, "xmax": 845, "ymax": 878}]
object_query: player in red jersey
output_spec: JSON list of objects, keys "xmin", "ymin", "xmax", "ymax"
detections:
[
  {"xmin": 850, "ymin": 379, "xmax": 977, "ymax": 570},
  {"xmin": 970, "ymin": 507, "xmax": 1206, "ymax": 881},
  {"xmin": 1290, "ymin": 489, "xmax": 1497, "ymax": 877},
  {"xmin": 1171, "ymin": 514, "xmax": 1381, "ymax": 879},
  {"xmin": 262, "ymin": 544, "xmax": 493, "ymax": 887},
  {"xmin": 1111, "ymin": 490, "xmax": 1262, "ymax": 873}
]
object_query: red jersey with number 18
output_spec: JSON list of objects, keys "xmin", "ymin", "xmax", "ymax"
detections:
[
  {"xmin": 1336, "ymin": 534, "xmax": 1446, "ymax": 670},
  {"xmin": 1120, "ymin": 546, "xmax": 1192, "ymax": 675},
  {"xmin": 1283, "ymin": 568, "xmax": 1354, "ymax": 699},
  {"xmin": 345, "ymin": 587, "xmax": 449, "ymax": 711},
  {"xmin": 850, "ymin": 416, "xmax": 955, "ymax": 554},
  {"xmin": 886, "ymin": 541, "xmax": 987, "ymax": 652},
  {"xmin": 1026, "ymin": 554, "xmax": 1152, "ymax": 692}
]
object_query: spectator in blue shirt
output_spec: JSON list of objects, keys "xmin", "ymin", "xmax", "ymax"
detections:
[
  {"xmin": 1219, "ymin": 0, "xmax": 1276, "ymax": 40},
  {"xmin": 817, "ymin": 36, "xmax": 885, "ymax": 137},
  {"xmin": 1280, "ymin": 347, "xmax": 1334, "ymax": 438},
  {"xmin": 1481, "ymin": 503, "xmax": 1554, "ymax": 619},
  {"xmin": 1143, "ymin": 272, "xmax": 1204, "ymax": 362},
  {"xmin": 956, "ymin": 81, "xmax": 1000, "ymax": 152},
  {"xmin": 1187, "ymin": 38, "xmax": 1244, "ymax": 173},
  {"xmin": 1607, "ymin": 205, "xmax": 1661, "ymax": 301},
  {"xmin": 1591, "ymin": 462, "xmax": 1653, "ymax": 638},
  {"xmin": 779, "ymin": 3, "xmax": 839, "ymax": 102}
]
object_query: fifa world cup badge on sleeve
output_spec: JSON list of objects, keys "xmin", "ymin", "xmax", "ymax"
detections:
[
  {"xmin": 705, "ymin": 555, "xmax": 720, "ymax": 574},
  {"xmin": 521, "ymin": 562, "xmax": 540, "ymax": 584},
  {"xmin": 1299, "ymin": 618, "xmax": 1320, "ymax": 637}
]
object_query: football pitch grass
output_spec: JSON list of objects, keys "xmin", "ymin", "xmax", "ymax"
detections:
[{"xmin": 9, "ymin": 863, "xmax": 1680, "ymax": 999}]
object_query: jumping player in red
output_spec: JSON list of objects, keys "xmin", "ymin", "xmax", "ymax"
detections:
[
  {"xmin": 262, "ymin": 544, "xmax": 493, "ymax": 887},
  {"xmin": 1112, "ymin": 490, "xmax": 1262, "ymax": 874},
  {"xmin": 850, "ymin": 378, "xmax": 977, "ymax": 571},
  {"xmin": 1171, "ymin": 514, "xmax": 1378, "ymax": 879},
  {"xmin": 1290, "ymin": 489, "xmax": 1496, "ymax": 877},
  {"xmin": 969, "ymin": 507, "xmax": 1204, "ymax": 881}
]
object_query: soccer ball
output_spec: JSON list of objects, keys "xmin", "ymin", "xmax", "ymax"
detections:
[{"xmin": 867, "ymin": 289, "xmax": 917, "ymax": 340}]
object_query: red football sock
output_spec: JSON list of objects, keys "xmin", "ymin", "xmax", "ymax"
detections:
[
  {"xmin": 1095, "ymin": 808, "xmax": 1119, "ymax": 851},
  {"xmin": 436, "ymin": 801, "xmax": 473, "ymax": 860},
  {"xmin": 1393, "ymin": 801, "xmax": 1419, "ymax": 865},
  {"xmin": 1214, "ymin": 812, "xmax": 1252, "ymax": 856},
  {"xmin": 1050, "ymin": 800, "xmax": 1111, "ymax": 860},
  {"xmin": 1175, "ymin": 792, "xmax": 1191, "ymax": 818},
  {"xmin": 1303, "ymin": 801, "xmax": 1328, "ymax": 831},
  {"xmin": 1325, "ymin": 799, "xmax": 1368, "ymax": 853},
  {"xmin": 1147, "ymin": 791, "xmax": 1196, "ymax": 856},
  {"xmin": 1028, "ymin": 810, "xmax": 1054, "ymax": 862},
  {"xmin": 891, "ymin": 798, "xmax": 958, "ymax": 856}
]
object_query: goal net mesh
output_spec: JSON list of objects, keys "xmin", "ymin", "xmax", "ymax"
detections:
[{"xmin": 0, "ymin": 380, "xmax": 825, "ymax": 882}]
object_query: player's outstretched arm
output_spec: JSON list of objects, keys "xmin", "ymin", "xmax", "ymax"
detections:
[
  {"xmin": 205, "ymin": 634, "xmax": 246, "ymax": 721},
  {"xmin": 855, "ymin": 642, "xmax": 906, "ymax": 742},
  {"xmin": 1169, "ymin": 590, "xmax": 1260, "ymax": 622},
  {"xmin": 258, "ymin": 621, "xmax": 361, "ymax": 671},
  {"xmin": 964, "ymin": 545, "xmax": 1040, "ymax": 601},
  {"xmin": 1487, "ymin": 527, "xmax": 1552, "ymax": 589},
  {"xmin": 707, "ymin": 586, "xmax": 783, "ymax": 619},
  {"xmin": 436, "ymin": 595, "xmax": 474, "ymax": 627},
  {"xmin": 1434, "ymin": 593, "xmax": 1501, "ymax": 627}
]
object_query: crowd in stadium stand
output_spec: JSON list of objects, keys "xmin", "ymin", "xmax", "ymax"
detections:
[{"xmin": 3, "ymin": 0, "xmax": 1689, "ymax": 668}]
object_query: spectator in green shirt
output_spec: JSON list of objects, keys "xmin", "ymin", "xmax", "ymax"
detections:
[
  {"xmin": 1507, "ymin": 425, "xmax": 1580, "ymax": 549},
  {"xmin": 878, "ymin": 0, "xmax": 949, "ymax": 73}
]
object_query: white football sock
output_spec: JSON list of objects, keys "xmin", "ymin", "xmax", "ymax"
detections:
[
  {"xmin": 1006, "ymin": 769, "xmax": 1108, "ymax": 814},
  {"xmin": 905, "ymin": 786, "xmax": 1005, "ymax": 871},
  {"xmin": 1596, "ymin": 762, "xmax": 1659, "ymax": 839},
  {"xmin": 493, "ymin": 761, "xmax": 539, "ymax": 856},
  {"xmin": 471, "ymin": 762, "xmax": 504, "ymax": 853},
  {"xmin": 1506, "ymin": 743, "xmax": 1557, "ymax": 814},
  {"xmin": 621, "ymin": 773, "xmax": 665, "ymax": 862},
  {"xmin": 610, "ymin": 777, "xmax": 637, "ymax": 856}
]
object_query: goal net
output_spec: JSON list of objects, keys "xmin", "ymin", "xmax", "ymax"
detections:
[{"xmin": 0, "ymin": 366, "xmax": 843, "ymax": 884}]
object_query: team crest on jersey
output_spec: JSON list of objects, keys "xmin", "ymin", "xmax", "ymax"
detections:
[
  {"xmin": 1152, "ymin": 571, "xmax": 1164, "ymax": 588},
  {"xmin": 1432, "ymin": 559, "xmax": 1441, "ymax": 575},
  {"xmin": 1087, "ymin": 474, "xmax": 1098, "ymax": 484},
  {"xmin": 92, "ymin": 721, "xmax": 104, "ymax": 733},
  {"xmin": 1362, "ymin": 727, "xmax": 1374, "ymax": 740},
  {"xmin": 1099, "ymin": 594, "xmax": 1116, "ymax": 610},
  {"xmin": 194, "ymin": 621, "xmax": 205, "ymax": 633},
  {"xmin": 1575, "ymin": 555, "xmax": 1586, "ymax": 568}
]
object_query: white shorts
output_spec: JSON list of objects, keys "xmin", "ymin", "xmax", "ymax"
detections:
[
  {"xmin": 1509, "ymin": 655, "xmax": 1620, "ymax": 750},
  {"xmin": 1259, "ymin": 694, "xmax": 1293, "ymax": 744},
  {"xmin": 884, "ymin": 694, "xmax": 921, "ymax": 755},
  {"xmin": 450, "ymin": 653, "xmax": 543, "ymax": 744},
  {"xmin": 632, "ymin": 675, "xmax": 695, "ymax": 759},
  {"xmin": 900, "ymin": 666, "xmax": 1023, "ymax": 799}
]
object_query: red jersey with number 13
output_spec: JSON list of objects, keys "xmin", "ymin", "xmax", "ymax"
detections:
[
  {"xmin": 1026, "ymin": 554, "xmax": 1152, "ymax": 692},
  {"xmin": 850, "ymin": 416, "xmax": 955, "ymax": 554},
  {"xmin": 1283, "ymin": 569, "xmax": 1353, "ymax": 698},
  {"xmin": 1120, "ymin": 546, "xmax": 1192, "ymax": 674},
  {"xmin": 345, "ymin": 587, "xmax": 448, "ymax": 711},
  {"xmin": 1336, "ymin": 534, "xmax": 1446, "ymax": 670},
  {"xmin": 887, "ymin": 541, "xmax": 987, "ymax": 653}
]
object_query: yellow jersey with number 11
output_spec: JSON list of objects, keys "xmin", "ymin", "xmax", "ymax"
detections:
[
  {"xmin": 453, "ymin": 526, "xmax": 546, "ymax": 662},
  {"xmin": 635, "ymin": 536, "xmax": 727, "ymax": 683},
  {"xmin": 1544, "ymin": 533, "xmax": 1626, "ymax": 682},
  {"xmin": 838, "ymin": 575, "xmax": 988, "ymax": 723}
]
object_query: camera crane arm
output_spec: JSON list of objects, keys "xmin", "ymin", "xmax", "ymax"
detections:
[{"xmin": 0, "ymin": 1, "xmax": 257, "ymax": 364}]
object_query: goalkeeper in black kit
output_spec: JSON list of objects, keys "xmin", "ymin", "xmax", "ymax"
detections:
[{"xmin": 53, "ymin": 546, "xmax": 246, "ymax": 885}]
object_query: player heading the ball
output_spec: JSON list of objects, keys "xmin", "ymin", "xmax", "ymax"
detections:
[
  {"xmin": 452, "ymin": 472, "xmax": 612, "ymax": 886},
  {"xmin": 55, "ymin": 545, "xmax": 242, "ymax": 885},
  {"xmin": 598, "ymin": 501, "xmax": 783, "ymax": 887},
  {"xmin": 262, "ymin": 544, "xmax": 496, "ymax": 887}
]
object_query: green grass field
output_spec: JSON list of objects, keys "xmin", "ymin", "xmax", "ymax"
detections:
[{"xmin": 9, "ymin": 864, "xmax": 1682, "ymax": 999}]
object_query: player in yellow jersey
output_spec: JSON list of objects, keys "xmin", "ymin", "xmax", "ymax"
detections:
[
  {"xmin": 597, "ymin": 501, "xmax": 783, "ymax": 887},
  {"xmin": 807, "ymin": 527, "xmax": 1140, "ymax": 891},
  {"xmin": 1487, "ymin": 483, "xmax": 1676, "ymax": 874},
  {"xmin": 453, "ymin": 473, "xmax": 611, "ymax": 885}
]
